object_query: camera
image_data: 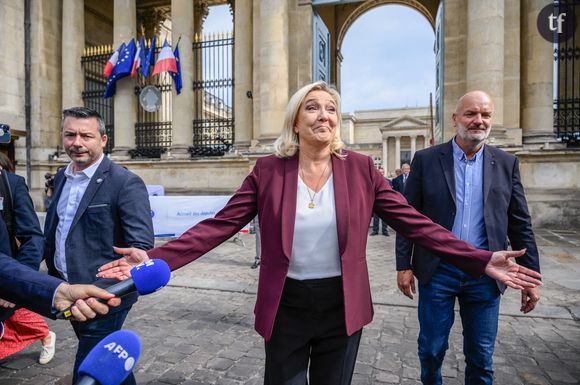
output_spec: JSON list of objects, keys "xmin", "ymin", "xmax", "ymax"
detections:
[
  {"xmin": 44, "ymin": 172, "xmax": 55, "ymax": 194},
  {"xmin": 0, "ymin": 124, "xmax": 10, "ymax": 144}
]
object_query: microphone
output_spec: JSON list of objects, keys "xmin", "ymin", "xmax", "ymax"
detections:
[
  {"xmin": 76, "ymin": 329, "xmax": 141, "ymax": 385},
  {"xmin": 57, "ymin": 258, "xmax": 171, "ymax": 320}
]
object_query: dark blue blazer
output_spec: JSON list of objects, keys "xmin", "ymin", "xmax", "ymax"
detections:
[
  {"xmin": 391, "ymin": 174, "xmax": 405, "ymax": 194},
  {"xmin": 0, "ymin": 172, "xmax": 45, "ymax": 320},
  {"xmin": 43, "ymin": 157, "xmax": 154, "ymax": 312},
  {"xmin": 0, "ymin": 172, "xmax": 44, "ymax": 268},
  {"xmin": 0, "ymin": 252, "xmax": 61, "ymax": 318},
  {"xmin": 396, "ymin": 140, "xmax": 540, "ymax": 287}
]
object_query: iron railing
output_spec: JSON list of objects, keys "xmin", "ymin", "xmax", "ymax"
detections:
[
  {"xmin": 191, "ymin": 33, "xmax": 234, "ymax": 157},
  {"xmin": 132, "ymin": 79, "xmax": 174, "ymax": 158},
  {"xmin": 553, "ymin": 0, "xmax": 580, "ymax": 144},
  {"xmin": 81, "ymin": 33, "xmax": 235, "ymax": 158},
  {"xmin": 81, "ymin": 47, "xmax": 114, "ymax": 153}
]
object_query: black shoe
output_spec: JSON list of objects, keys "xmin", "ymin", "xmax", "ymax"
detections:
[
  {"xmin": 383, "ymin": 232, "xmax": 390, "ymax": 236},
  {"xmin": 251, "ymin": 260, "xmax": 260, "ymax": 269},
  {"xmin": 370, "ymin": 232, "xmax": 378, "ymax": 236}
]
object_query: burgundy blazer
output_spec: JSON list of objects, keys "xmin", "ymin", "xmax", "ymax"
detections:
[{"xmin": 148, "ymin": 150, "xmax": 492, "ymax": 340}]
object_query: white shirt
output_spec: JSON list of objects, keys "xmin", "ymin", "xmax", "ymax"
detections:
[
  {"xmin": 288, "ymin": 174, "xmax": 341, "ymax": 280},
  {"xmin": 54, "ymin": 155, "xmax": 105, "ymax": 280}
]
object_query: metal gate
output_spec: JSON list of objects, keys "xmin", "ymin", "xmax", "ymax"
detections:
[
  {"xmin": 554, "ymin": 0, "xmax": 580, "ymax": 144},
  {"xmin": 191, "ymin": 32, "xmax": 234, "ymax": 157},
  {"xmin": 132, "ymin": 39, "xmax": 173, "ymax": 158},
  {"xmin": 81, "ymin": 46, "xmax": 115, "ymax": 154},
  {"xmin": 82, "ymin": 33, "xmax": 234, "ymax": 158}
]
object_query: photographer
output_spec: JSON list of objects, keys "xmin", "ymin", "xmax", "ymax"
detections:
[{"xmin": 43, "ymin": 170, "xmax": 59, "ymax": 211}]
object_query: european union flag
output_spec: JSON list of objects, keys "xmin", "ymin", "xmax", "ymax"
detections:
[
  {"xmin": 141, "ymin": 35, "xmax": 156, "ymax": 77},
  {"xmin": 104, "ymin": 39, "xmax": 136, "ymax": 98},
  {"xmin": 170, "ymin": 43, "xmax": 182, "ymax": 95},
  {"xmin": 114, "ymin": 38, "xmax": 136, "ymax": 77}
]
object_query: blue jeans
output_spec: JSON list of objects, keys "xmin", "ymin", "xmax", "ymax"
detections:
[
  {"xmin": 71, "ymin": 307, "xmax": 134, "ymax": 385},
  {"xmin": 418, "ymin": 262, "xmax": 500, "ymax": 385}
]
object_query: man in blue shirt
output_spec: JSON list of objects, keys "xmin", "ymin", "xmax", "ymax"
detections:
[
  {"xmin": 395, "ymin": 91, "xmax": 541, "ymax": 385},
  {"xmin": 43, "ymin": 107, "xmax": 154, "ymax": 385}
]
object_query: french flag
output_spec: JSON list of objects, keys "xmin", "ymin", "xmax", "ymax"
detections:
[
  {"xmin": 103, "ymin": 43, "xmax": 125, "ymax": 77},
  {"xmin": 131, "ymin": 36, "xmax": 146, "ymax": 77},
  {"xmin": 152, "ymin": 39, "xmax": 178, "ymax": 76}
]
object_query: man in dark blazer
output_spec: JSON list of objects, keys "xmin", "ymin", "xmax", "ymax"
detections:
[
  {"xmin": 396, "ymin": 91, "xmax": 541, "ymax": 385},
  {"xmin": 0, "ymin": 163, "xmax": 55, "ymax": 361},
  {"xmin": 0, "ymin": 252, "xmax": 121, "ymax": 321},
  {"xmin": 44, "ymin": 107, "xmax": 154, "ymax": 385},
  {"xmin": 370, "ymin": 168, "xmax": 390, "ymax": 236},
  {"xmin": 0, "ymin": 168, "xmax": 45, "ymax": 317},
  {"xmin": 0, "ymin": 169, "xmax": 44, "ymax": 271},
  {"xmin": 391, "ymin": 163, "xmax": 410, "ymax": 194}
]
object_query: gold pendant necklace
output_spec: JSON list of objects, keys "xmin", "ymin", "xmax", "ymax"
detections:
[{"xmin": 300, "ymin": 159, "xmax": 330, "ymax": 209}]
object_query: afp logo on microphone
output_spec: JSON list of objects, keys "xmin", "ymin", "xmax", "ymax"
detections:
[
  {"xmin": 537, "ymin": 3, "xmax": 577, "ymax": 43},
  {"xmin": 103, "ymin": 340, "xmax": 137, "ymax": 372}
]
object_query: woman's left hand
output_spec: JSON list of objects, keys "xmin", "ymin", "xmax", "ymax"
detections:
[
  {"xmin": 485, "ymin": 249, "xmax": 542, "ymax": 290},
  {"xmin": 96, "ymin": 246, "xmax": 150, "ymax": 281}
]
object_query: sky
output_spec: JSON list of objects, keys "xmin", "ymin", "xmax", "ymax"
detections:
[{"xmin": 203, "ymin": 4, "xmax": 435, "ymax": 114}]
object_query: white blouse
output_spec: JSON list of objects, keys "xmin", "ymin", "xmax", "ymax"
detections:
[{"xmin": 287, "ymin": 174, "xmax": 342, "ymax": 280}]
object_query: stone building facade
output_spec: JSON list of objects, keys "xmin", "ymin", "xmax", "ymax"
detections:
[
  {"xmin": 0, "ymin": 0, "xmax": 578, "ymax": 227},
  {"xmin": 342, "ymin": 107, "xmax": 431, "ymax": 178}
]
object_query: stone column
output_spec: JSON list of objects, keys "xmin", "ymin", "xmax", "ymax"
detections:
[
  {"xmin": 395, "ymin": 136, "xmax": 401, "ymax": 170},
  {"xmin": 410, "ymin": 135, "xmax": 417, "ymax": 160},
  {"xmin": 111, "ymin": 0, "xmax": 137, "ymax": 159},
  {"xmin": 62, "ymin": 0, "xmax": 84, "ymax": 108},
  {"xmin": 258, "ymin": 1, "xmax": 289, "ymax": 142},
  {"xmin": 192, "ymin": 2, "xmax": 208, "ymax": 150},
  {"xmin": 521, "ymin": 0, "xmax": 558, "ymax": 149},
  {"xmin": 194, "ymin": 2, "xmax": 208, "ymax": 37},
  {"xmin": 234, "ymin": 0, "xmax": 253, "ymax": 150},
  {"xmin": 466, "ymin": 0, "xmax": 504, "ymax": 126},
  {"xmin": 382, "ymin": 137, "xmax": 388, "ymax": 172},
  {"xmin": 168, "ymin": 0, "xmax": 194, "ymax": 158}
]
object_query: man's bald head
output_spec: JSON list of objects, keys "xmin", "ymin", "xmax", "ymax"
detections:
[
  {"xmin": 452, "ymin": 90, "xmax": 494, "ymax": 157},
  {"xmin": 454, "ymin": 91, "xmax": 494, "ymax": 114}
]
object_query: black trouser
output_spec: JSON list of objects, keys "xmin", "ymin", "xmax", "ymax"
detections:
[
  {"xmin": 264, "ymin": 277, "xmax": 362, "ymax": 385},
  {"xmin": 372, "ymin": 214, "xmax": 389, "ymax": 235}
]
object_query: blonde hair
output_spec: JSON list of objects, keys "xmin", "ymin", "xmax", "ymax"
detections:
[{"xmin": 273, "ymin": 81, "xmax": 346, "ymax": 158}]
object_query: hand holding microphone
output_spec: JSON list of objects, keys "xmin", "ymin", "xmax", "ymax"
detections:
[
  {"xmin": 57, "ymin": 258, "xmax": 171, "ymax": 320},
  {"xmin": 75, "ymin": 330, "xmax": 141, "ymax": 385},
  {"xmin": 54, "ymin": 284, "xmax": 121, "ymax": 321}
]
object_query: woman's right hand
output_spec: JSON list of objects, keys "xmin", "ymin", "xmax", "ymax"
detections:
[{"xmin": 96, "ymin": 246, "xmax": 150, "ymax": 281}]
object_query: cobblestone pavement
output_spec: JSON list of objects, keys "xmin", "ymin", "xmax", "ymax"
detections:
[{"xmin": 1, "ymin": 228, "xmax": 579, "ymax": 385}]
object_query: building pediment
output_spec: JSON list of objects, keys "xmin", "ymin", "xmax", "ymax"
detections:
[{"xmin": 383, "ymin": 115, "xmax": 428, "ymax": 130}]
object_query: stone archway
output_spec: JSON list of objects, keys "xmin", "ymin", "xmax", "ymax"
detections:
[
  {"xmin": 336, "ymin": 0, "xmax": 436, "ymax": 53},
  {"xmin": 313, "ymin": 0, "xmax": 440, "ymax": 91}
]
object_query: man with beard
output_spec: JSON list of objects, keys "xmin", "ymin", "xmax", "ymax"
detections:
[
  {"xmin": 43, "ymin": 107, "xmax": 154, "ymax": 385},
  {"xmin": 395, "ymin": 91, "xmax": 541, "ymax": 385}
]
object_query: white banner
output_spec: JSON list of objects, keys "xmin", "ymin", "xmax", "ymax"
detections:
[{"xmin": 149, "ymin": 195, "xmax": 233, "ymax": 237}]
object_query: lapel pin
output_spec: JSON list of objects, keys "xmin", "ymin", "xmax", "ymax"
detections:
[{"xmin": 96, "ymin": 178, "xmax": 103, "ymax": 184}]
